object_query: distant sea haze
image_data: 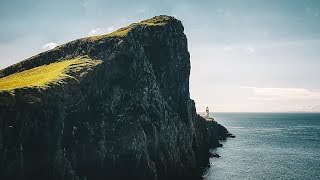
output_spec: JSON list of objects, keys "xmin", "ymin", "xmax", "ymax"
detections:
[{"xmin": 203, "ymin": 113, "xmax": 320, "ymax": 180}]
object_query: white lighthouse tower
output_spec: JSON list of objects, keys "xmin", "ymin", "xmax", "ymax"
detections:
[{"xmin": 205, "ymin": 107, "xmax": 209, "ymax": 118}]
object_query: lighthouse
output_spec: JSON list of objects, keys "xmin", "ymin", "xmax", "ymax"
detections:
[{"xmin": 206, "ymin": 107, "xmax": 209, "ymax": 118}]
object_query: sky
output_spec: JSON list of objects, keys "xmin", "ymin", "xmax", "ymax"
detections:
[{"xmin": 1, "ymin": 0, "xmax": 320, "ymax": 112}]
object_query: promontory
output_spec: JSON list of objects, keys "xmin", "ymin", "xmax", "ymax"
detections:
[{"xmin": 0, "ymin": 15, "xmax": 232, "ymax": 180}]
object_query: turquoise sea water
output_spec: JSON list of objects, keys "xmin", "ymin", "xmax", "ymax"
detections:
[{"xmin": 203, "ymin": 113, "xmax": 320, "ymax": 180}]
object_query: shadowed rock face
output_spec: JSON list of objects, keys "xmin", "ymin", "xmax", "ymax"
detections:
[{"xmin": 0, "ymin": 16, "xmax": 230, "ymax": 180}]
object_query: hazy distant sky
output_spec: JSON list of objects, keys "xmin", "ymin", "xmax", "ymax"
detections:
[{"xmin": 1, "ymin": 0, "xmax": 320, "ymax": 112}]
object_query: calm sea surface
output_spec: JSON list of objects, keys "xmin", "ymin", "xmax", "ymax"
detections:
[{"xmin": 203, "ymin": 113, "xmax": 320, "ymax": 180}]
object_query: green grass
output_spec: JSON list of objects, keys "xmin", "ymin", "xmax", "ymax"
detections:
[
  {"xmin": 200, "ymin": 115, "xmax": 215, "ymax": 121},
  {"xmin": 0, "ymin": 16, "xmax": 172, "ymax": 91},
  {"xmin": 87, "ymin": 26, "xmax": 132, "ymax": 41},
  {"xmin": 87, "ymin": 15, "xmax": 171, "ymax": 42},
  {"xmin": 140, "ymin": 15, "xmax": 170, "ymax": 26},
  {"xmin": 0, "ymin": 56, "xmax": 102, "ymax": 91}
]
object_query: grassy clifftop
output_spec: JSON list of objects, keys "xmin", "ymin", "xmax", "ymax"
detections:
[
  {"xmin": 0, "ymin": 15, "xmax": 176, "ymax": 93},
  {"xmin": 86, "ymin": 15, "xmax": 172, "ymax": 41},
  {"xmin": 0, "ymin": 16, "xmax": 177, "ymax": 80},
  {"xmin": 0, "ymin": 56, "xmax": 101, "ymax": 91}
]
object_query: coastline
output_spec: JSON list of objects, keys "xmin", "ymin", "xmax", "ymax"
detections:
[{"xmin": 203, "ymin": 112, "xmax": 320, "ymax": 180}]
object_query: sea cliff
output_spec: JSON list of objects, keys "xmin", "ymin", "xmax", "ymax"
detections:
[{"xmin": 0, "ymin": 15, "xmax": 232, "ymax": 180}]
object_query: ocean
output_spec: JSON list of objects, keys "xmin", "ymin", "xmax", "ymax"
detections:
[{"xmin": 203, "ymin": 113, "xmax": 320, "ymax": 180}]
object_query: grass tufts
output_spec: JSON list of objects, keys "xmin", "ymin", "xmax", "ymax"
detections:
[
  {"xmin": 87, "ymin": 15, "xmax": 171, "ymax": 42},
  {"xmin": 0, "ymin": 56, "xmax": 102, "ymax": 91}
]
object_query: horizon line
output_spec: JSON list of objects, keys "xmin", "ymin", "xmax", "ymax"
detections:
[{"xmin": 197, "ymin": 111, "xmax": 320, "ymax": 113}]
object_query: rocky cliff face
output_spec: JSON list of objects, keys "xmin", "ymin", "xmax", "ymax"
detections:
[{"xmin": 0, "ymin": 16, "xmax": 231, "ymax": 180}]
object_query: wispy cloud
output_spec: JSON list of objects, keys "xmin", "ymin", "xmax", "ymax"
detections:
[
  {"xmin": 88, "ymin": 28, "xmax": 103, "ymax": 36},
  {"xmin": 222, "ymin": 44, "xmax": 256, "ymax": 55},
  {"xmin": 242, "ymin": 87, "xmax": 320, "ymax": 100},
  {"xmin": 245, "ymin": 46, "xmax": 255, "ymax": 54},
  {"xmin": 241, "ymin": 87, "xmax": 320, "ymax": 112},
  {"xmin": 88, "ymin": 26, "xmax": 115, "ymax": 36},
  {"xmin": 42, "ymin": 42, "xmax": 57, "ymax": 51}
]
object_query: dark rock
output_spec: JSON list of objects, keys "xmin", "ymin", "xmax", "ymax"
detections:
[
  {"xmin": 205, "ymin": 119, "xmax": 234, "ymax": 148},
  {"xmin": 0, "ymin": 15, "xmax": 232, "ymax": 180},
  {"xmin": 227, "ymin": 133, "xmax": 236, "ymax": 138},
  {"xmin": 209, "ymin": 152, "xmax": 220, "ymax": 158}
]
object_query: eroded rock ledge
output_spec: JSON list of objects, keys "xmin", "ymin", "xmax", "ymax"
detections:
[{"xmin": 0, "ymin": 15, "xmax": 232, "ymax": 180}]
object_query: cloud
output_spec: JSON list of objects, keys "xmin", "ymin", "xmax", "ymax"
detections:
[
  {"xmin": 242, "ymin": 87, "xmax": 320, "ymax": 100},
  {"xmin": 42, "ymin": 42, "xmax": 57, "ymax": 51},
  {"xmin": 245, "ymin": 46, "xmax": 255, "ymax": 54},
  {"xmin": 242, "ymin": 87, "xmax": 320, "ymax": 112},
  {"xmin": 300, "ymin": 105, "xmax": 320, "ymax": 111},
  {"xmin": 88, "ymin": 26, "xmax": 114, "ymax": 36},
  {"xmin": 222, "ymin": 44, "xmax": 256, "ymax": 55},
  {"xmin": 88, "ymin": 28, "xmax": 103, "ymax": 36}
]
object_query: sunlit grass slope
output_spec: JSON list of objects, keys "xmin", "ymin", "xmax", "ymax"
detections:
[
  {"xmin": 87, "ymin": 15, "xmax": 170, "ymax": 41},
  {"xmin": 0, "ymin": 56, "xmax": 102, "ymax": 91}
]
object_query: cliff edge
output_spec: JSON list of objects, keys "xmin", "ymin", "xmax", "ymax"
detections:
[{"xmin": 0, "ymin": 15, "xmax": 231, "ymax": 180}]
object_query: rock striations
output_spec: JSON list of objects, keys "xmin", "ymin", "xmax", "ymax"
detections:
[{"xmin": 0, "ymin": 16, "xmax": 233, "ymax": 180}]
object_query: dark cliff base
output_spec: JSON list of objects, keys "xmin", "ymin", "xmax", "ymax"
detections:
[
  {"xmin": 206, "ymin": 118, "xmax": 235, "ymax": 148},
  {"xmin": 0, "ymin": 16, "xmax": 233, "ymax": 180}
]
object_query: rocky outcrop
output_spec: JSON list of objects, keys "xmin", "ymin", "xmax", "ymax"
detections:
[
  {"xmin": 0, "ymin": 15, "xmax": 231, "ymax": 180},
  {"xmin": 206, "ymin": 120, "xmax": 235, "ymax": 148}
]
